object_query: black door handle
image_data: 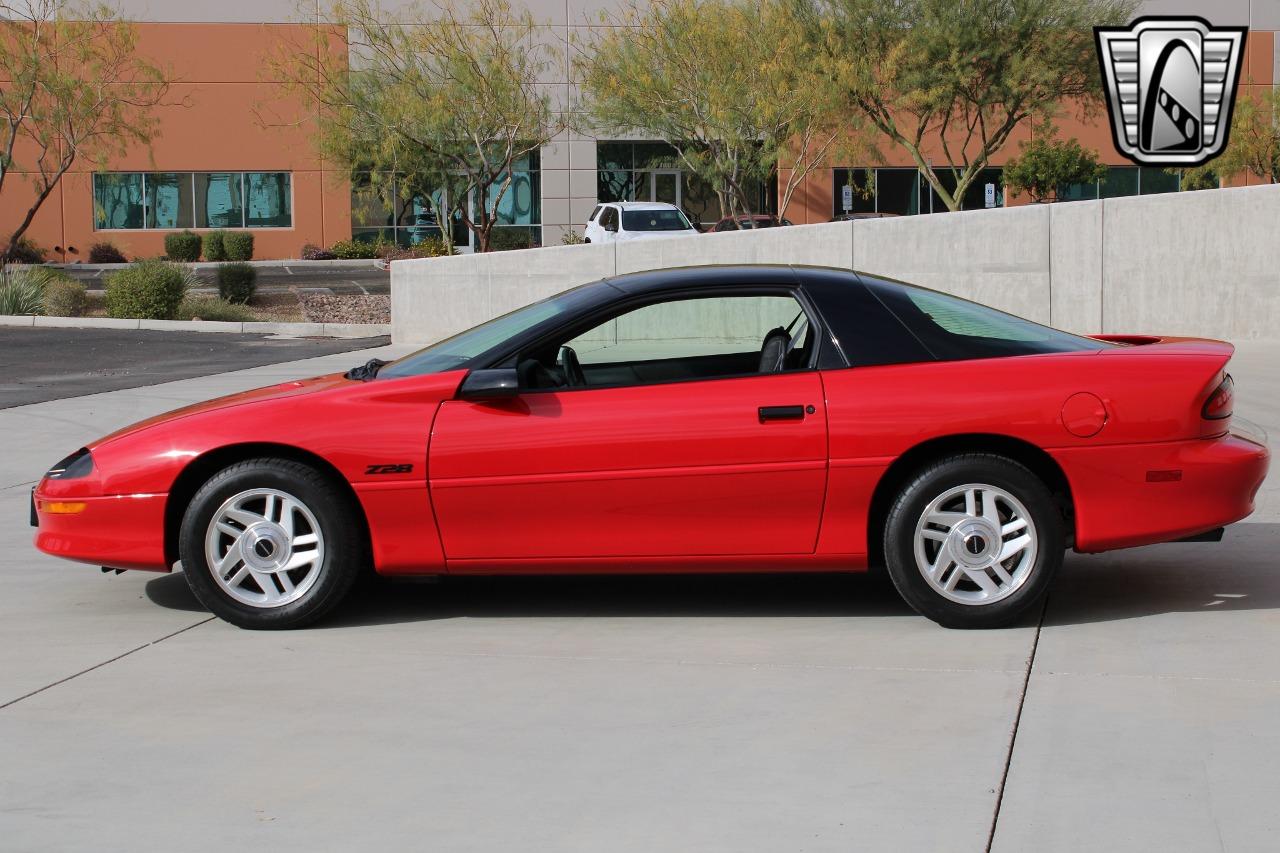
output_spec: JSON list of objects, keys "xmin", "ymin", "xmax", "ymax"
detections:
[{"xmin": 759, "ymin": 405, "xmax": 806, "ymax": 422}]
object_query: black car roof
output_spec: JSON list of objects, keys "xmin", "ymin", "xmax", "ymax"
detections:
[{"xmin": 603, "ymin": 264, "xmax": 863, "ymax": 295}]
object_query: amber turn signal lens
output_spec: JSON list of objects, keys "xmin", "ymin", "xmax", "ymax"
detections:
[{"xmin": 39, "ymin": 501, "xmax": 87, "ymax": 514}]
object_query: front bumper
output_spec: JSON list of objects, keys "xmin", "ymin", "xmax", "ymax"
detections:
[
  {"xmin": 1052, "ymin": 430, "xmax": 1270, "ymax": 553},
  {"xmin": 32, "ymin": 490, "xmax": 170, "ymax": 571}
]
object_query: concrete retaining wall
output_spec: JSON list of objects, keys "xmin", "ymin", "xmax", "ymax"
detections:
[{"xmin": 392, "ymin": 184, "xmax": 1280, "ymax": 345}]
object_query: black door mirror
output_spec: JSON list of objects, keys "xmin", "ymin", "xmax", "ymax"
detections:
[{"xmin": 458, "ymin": 368, "xmax": 520, "ymax": 400}]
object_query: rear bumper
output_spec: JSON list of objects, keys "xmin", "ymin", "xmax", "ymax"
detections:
[
  {"xmin": 1052, "ymin": 432, "xmax": 1269, "ymax": 553},
  {"xmin": 32, "ymin": 491, "xmax": 170, "ymax": 572}
]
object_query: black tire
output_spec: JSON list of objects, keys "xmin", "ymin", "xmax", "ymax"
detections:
[
  {"xmin": 178, "ymin": 458, "xmax": 366, "ymax": 629},
  {"xmin": 883, "ymin": 453, "xmax": 1063, "ymax": 629}
]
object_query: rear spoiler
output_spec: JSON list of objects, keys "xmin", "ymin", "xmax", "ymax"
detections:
[{"xmin": 1091, "ymin": 335, "xmax": 1235, "ymax": 359}]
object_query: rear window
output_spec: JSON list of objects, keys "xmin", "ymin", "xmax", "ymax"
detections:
[
  {"xmin": 623, "ymin": 209, "xmax": 692, "ymax": 232},
  {"xmin": 868, "ymin": 277, "xmax": 1108, "ymax": 360}
]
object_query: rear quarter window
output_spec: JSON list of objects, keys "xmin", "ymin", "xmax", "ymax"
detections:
[
  {"xmin": 868, "ymin": 277, "xmax": 1108, "ymax": 360},
  {"xmin": 800, "ymin": 269, "xmax": 1107, "ymax": 368}
]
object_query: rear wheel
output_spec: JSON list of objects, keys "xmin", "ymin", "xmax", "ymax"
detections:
[
  {"xmin": 178, "ymin": 458, "xmax": 365, "ymax": 629},
  {"xmin": 883, "ymin": 454, "xmax": 1063, "ymax": 628}
]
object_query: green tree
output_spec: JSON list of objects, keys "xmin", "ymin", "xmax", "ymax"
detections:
[
  {"xmin": 1003, "ymin": 131, "xmax": 1107, "ymax": 202},
  {"xmin": 1175, "ymin": 84, "xmax": 1279, "ymax": 190},
  {"xmin": 577, "ymin": 0, "xmax": 857, "ymax": 223},
  {"xmin": 0, "ymin": 0, "xmax": 168, "ymax": 265},
  {"xmin": 271, "ymin": 0, "xmax": 562, "ymax": 253},
  {"xmin": 797, "ymin": 0, "xmax": 1134, "ymax": 211}
]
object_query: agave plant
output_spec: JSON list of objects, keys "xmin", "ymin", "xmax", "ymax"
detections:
[{"xmin": 0, "ymin": 265, "xmax": 68, "ymax": 316}]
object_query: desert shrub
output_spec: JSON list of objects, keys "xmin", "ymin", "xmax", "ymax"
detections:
[
  {"xmin": 377, "ymin": 237, "xmax": 454, "ymax": 262},
  {"xmin": 301, "ymin": 243, "xmax": 337, "ymax": 261},
  {"xmin": 203, "ymin": 230, "xmax": 228, "ymax": 262},
  {"xmin": 42, "ymin": 278, "xmax": 88, "ymax": 317},
  {"xmin": 561, "ymin": 229, "xmax": 585, "ymax": 245},
  {"xmin": 223, "ymin": 231, "xmax": 254, "ymax": 261},
  {"xmin": 6, "ymin": 237, "xmax": 46, "ymax": 265},
  {"xmin": 163, "ymin": 230, "xmax": 202, "ymax": 262},
  {"xmin": 1003, "ymin": 135, "xmax": 1108, "ymax": 203},
  {"xmin": 487, "ymin": 228, "xmax": 535, "ymax": 252},
  {"xmin": 216, "ymin": 262, "xmax": 257, "ymax": 304},
  {"xmin": 177, "ymin": 295, "xmax": 254, "ymax": 322},
  {"xmin": 0, "ymin": 265, "xmax": 65, "ymax": 314},
  {"xmin": 328, "ymin": 239, "xmax": 382, "ymax": 260},
  {"xmin": 104, "ymin": 259, "xmax": 190, "ymax": 320},
  {"xmin": 88, "ymin": 242, "xmax": 128, "ymax": 264}
]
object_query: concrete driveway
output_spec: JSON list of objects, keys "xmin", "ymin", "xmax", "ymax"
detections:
[{"xmin": 0, "ymin": 342, "xmax": 1275, "ymax": 852}]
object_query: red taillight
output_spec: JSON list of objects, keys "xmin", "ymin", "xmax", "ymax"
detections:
[{"xmin": 1202, "ymin": 374, "xmax": 1234, "ymax": 420}]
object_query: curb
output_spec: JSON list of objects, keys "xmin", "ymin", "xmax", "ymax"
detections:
[{"xmin": 0, "ymin": 314, "xmax": 390, "ymax": 338}]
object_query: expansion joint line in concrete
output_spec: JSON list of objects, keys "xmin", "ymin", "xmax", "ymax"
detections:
[
  {"xmin": 984, "ymin": 595, "xmax": 1048, "ymax": 852},
  {"xmin": 0, "ymin": 617, "xmax": 216, "ymax": 711}
]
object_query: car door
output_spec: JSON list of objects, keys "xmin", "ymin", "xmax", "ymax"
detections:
[{"xmin": 428, "ymin": 290, "xmax": 829, "ymax": 562}]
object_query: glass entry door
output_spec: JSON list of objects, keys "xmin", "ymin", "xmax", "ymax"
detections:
[
  {"xmin": 651, "ymin": 171, "xmax": 680, "ymax": 206},
  {"xmin": 635, "ymin": 170, "xmax": 682, "ymax": 206}
]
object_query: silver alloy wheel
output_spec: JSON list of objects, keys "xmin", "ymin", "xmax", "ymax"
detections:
[
  {"xmin": 912, "ymin": 482, "xmax": 1038, "ymax": 606},
  {"xmin": 203, "ymin": 488, "xmax": 325, "ymax": 609}
]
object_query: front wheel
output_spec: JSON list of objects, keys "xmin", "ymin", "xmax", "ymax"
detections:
[
  {"xmin": 883, "ymin": 454, "xmax": 1063, "ymax": 629},
  {"xmin": 178, "ymin": 458, "xmax": 365, "ymax": 629}
]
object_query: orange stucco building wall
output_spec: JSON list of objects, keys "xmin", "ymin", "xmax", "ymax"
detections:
[{"xmin": 3, "ymin": 23, "xmax": 352, "ymax": 262}]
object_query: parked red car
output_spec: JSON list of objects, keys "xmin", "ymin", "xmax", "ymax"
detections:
[{"xmin": 32, "ymin": 266, "xmax": 1269, "ymax": 630}]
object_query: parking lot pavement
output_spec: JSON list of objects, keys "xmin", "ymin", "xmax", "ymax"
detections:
[
  {"xmin": 0, "ymin": 327, "xmax": 390, "ymax": 408},
  {"xmin": 0, "ymin": 342, "xmax": 1276, "ymax": 851}
]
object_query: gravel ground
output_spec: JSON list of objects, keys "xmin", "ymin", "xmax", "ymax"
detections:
[{"xmin": 300, "ymin": 293, "xmax": 391, "ymax": 324}]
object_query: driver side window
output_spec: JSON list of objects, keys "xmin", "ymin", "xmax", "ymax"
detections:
[{"xmin": 519, "ymin": 292, "xmax": 815, "ymax": 390}]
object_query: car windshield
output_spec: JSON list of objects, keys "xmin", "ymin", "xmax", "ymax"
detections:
[
  {"xmin": 622, "ymin": 209, "xmax": 691, "ymax": 232},
  {"xmin": 379, "ymin": 284, "xmax": 602, "ymax": 378}
]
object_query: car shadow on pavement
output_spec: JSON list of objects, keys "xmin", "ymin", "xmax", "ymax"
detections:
[
  {"xmin": 1046, "ymin": 522, "xmax": 1280, "ymax": 626},
  {"xmin": 143, "ymin": 523, "xmax": 1279, "ymax": 630},
  {"xmin": 144, "ymin": 569, "xmax": 917, "ymax": 627}
]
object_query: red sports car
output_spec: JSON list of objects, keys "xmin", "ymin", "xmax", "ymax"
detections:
[{"xmin": 32, "ymin": 266, "xmax": 1269, "ymax": 630}]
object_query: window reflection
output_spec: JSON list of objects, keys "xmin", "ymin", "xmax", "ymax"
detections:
[{"xmin": 93, "ymin": 172, "xmax": 291, "ymax": 229}]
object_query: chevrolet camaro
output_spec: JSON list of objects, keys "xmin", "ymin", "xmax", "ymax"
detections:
[{"xmin": 31, "ymin": 265, "xmax": 1270, "ymax": 629}]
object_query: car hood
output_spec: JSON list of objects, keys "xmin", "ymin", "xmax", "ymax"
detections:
[{"xmin": 92, "ymin": 372, "xmax": 353, "ymax": 449}]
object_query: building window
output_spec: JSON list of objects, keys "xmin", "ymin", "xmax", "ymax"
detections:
[
  {"xmin": 145, "ymin": 173, "xmax": 195, "ymax": 229},
  {"xmin": 597, "ymin": 141, "xmax": 768, "ymax": 227},
  {"xmin": 196, "ymin": 173, "xmax": 245, "ymax": 228},
  {"xmin": 833, "ymin": 167, "xmax": 1003, "ymax": 217},
  {"xmin": 352, "ymin": 153, "xmax": 541, "ymax": 249},
  {"xmin": 93, "ymin": 173, "xmax": 145, "ymax": 230},
  {"xmin": 1060, "ymin": 166, "xmax": 1182, "ymax": 200},
  {"xmin": 92, "ymin": 172, "xmax": 293, "ymax": 230},
  {"xmin": 246, "ymin": 172, "xmax": 292, "ymax": 227}
]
